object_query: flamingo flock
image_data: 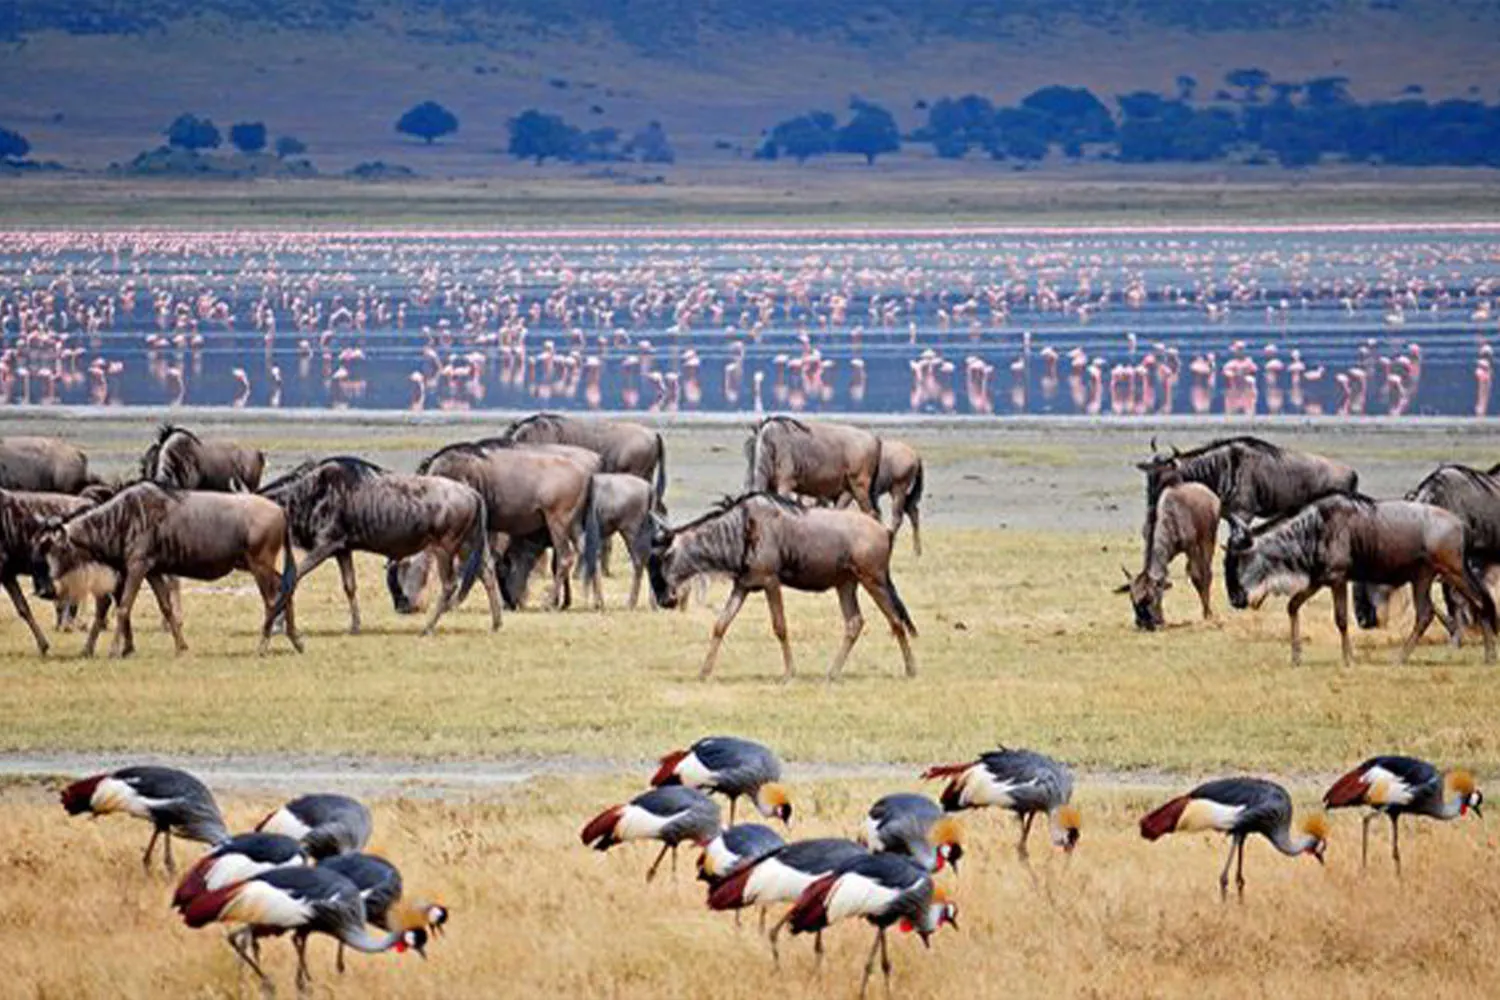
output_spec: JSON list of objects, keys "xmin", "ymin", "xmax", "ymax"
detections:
[{"xmin": 0, "ymin": 228, "xmax": 1497, "ymax": 415}]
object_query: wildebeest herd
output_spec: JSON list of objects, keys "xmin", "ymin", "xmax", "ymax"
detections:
[
  {"xmin": 0, "ymin": 415, "xmax": 931, "ymax": 676},
  {"xmin": 1126, "ymin": 435, "xmax": 1499, "ymax": 666}
]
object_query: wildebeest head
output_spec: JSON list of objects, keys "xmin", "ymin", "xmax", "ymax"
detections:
[
  {"xmin": 646, "ymin": 517, "xmax": 685, "ymax": 609},
  {"xmin": 1222, "ymin": 515, "xmax": 1254, "ymax": 609},
  {"xmin": 1115, "ymin": 566, "xmax": 1170, "ymax": 631},
  {"xmin": 30, "ymin": 517, "xmax": 117, "ymax": 603},
  {"xmin": 386, "ymin": 553, "xmax": 432, "ymax": 615},
  {"xmin": 1223, "ymin": 513, "xmax": 1312, "ymax": 611}
]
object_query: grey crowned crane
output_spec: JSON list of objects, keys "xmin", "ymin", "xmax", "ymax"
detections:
[
  {"xmin": 652, "ymin": 736, "xmax": 792, "ymax": 825},
  {"xmin": 698, "ymin": 823, "xmax": 786, "ymax": 930},
  {"xmin": 1140, "ymin": 777, "xmax": 1329, "ymax": 901},
  {"xmin": 862, "ymin": 793, "xmax": 964, "ymax": 874},
  {"xmin": 1323, "ymin": 755, "xmax": 1483, "ymax": 873},
  {"xmin": 786, "ymin": 852, "xmax": 958, "ymax": 1000},
  {"xmin": 61, "ymin": 765, "xmax": 229, "ymax": 874},
  {"xmin": 921, "ymin": 747, "xmax": 1080, "ymax": 861},
  {"xmin": 580, "ymin": 785, "xmax": 722, "ymax": 882},
  {"xmin": 706, "ymin": 837, "xmax": 869, "ymax": 963},
  {"xmin": 173, "ymin": 833, "xmax": 309, "ymax": 911},
  {"xmin": 182, "ymin": 866, "xmax": 426, "ymax": 994},
  {"xmin": 317, "ymin": 853, "xmax": 449, "ymax": 973},
  {"xmin": 256, "ymin": 794, "xmax": 372, "ymax": 860}
]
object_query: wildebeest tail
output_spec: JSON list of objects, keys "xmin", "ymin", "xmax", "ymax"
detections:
[
  {"xmin": 653, "ymin": 433, "xmax": 668, "ymax": 512},
  {"xmin": 868, "ymin": 435, "xmax": 884, "ymax": 513},
  {"xmin": 905, "ymin": 459, "xmax": 925, "ymax": 515},
  {"xmin": 1462, "ymin": 557, "xmax": 1498, "ymax": 631},
  {"xmin": 455, "ymin": 500, "xmax": 488, "ymax": 605},
  {"xmin": 580, "ymin": 476, "xmax": 602, "ymax": 587},
  {"xmin": 885, "ymin": 572, "xmax": 917, "ymax": 637},
  {"xmin": 270, "ymin": 520, "xmax": 298, "ymax": 622}
]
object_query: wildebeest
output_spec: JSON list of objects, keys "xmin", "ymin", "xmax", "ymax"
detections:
[
  {"xmin": 259, "ymin": 456, "xmax": 498, "ymax": 635},
  {"xmin": 648, "ymin": 493, "xmax": 917, "ymax": 680},
  {"xmin": 141, "ymin": 425, "xmax": 265, "ymax": 491},
  {"xmin": 0, "ymin": 489, "xmax": 97, "ymax": 653},
  {"xmin": 745, "ymin": 417, "xmax": 882, "ymax": 515},
  {"xmin": 498, "ymin": 472, "xmax": 660, "ymax": 610},
  {"xmin": 873, "ymin": 439, "xmax": 925, "ymax": 555},
  {"xmin": 1116, "ymin": 481, "xmax": 1219, "ymax": 630},
  {"xmin": 501, "ymin": 413, "xmax": 667, "ymax": 511},
  {"xmin": 32, "ymin": 482, "xmax": 301, "ymax": 658},
  {"xmin": 1223, "ymin": 493, "xmax": 1497, "ymax": 666},
  {"xmin": 0, "ymin": 437, "xmax": 97, "ymax": 493},
  {"xmin": 1138, "ymin": 435, "xmax": 1356, "ymax": 536},
  {"xmin": 1354, "ymin": 463, "xmax": 1500, "ymax": 640},
  {"xmin": 389, "ymin": 439, "xmax": 600, "ymax": 612}
]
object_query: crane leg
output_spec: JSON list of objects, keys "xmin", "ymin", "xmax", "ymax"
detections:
[
  {"xmin": 1234, "ymin": 837, "xmax": 1247, "ymax": 900},
  {"xmin": 142, "ymin": 828, "xmax": 160, "ymax": 873},
  {"xmin": 1218, "ymin": 835, "xmax": 1238, "ymax": 902},
  {"xmin": 815, "ymin": 930, "xmax": 825, "ymax": 970},
  {"xmin": 728, "ymin": 796, "xmax": 738, "ymax": 825},
  {"xmin": 1361, "ymin": 812, "xmax": 1378, "ymax": 870},
  {"xmin": 672, "ymin": 843, "xmax": 679, "ymax": 879},
  {"xmin": 644, "ymin": 842, "xmax": 672, "ymax": 883},
  {"xmin": 1018, "ymin": 812, "xmax": 1035, "ymax": 862},
  {"xmin": 228, "ymin": 929, "xmax": 271, "ymax": 995},
  {"xmin": 337, "ymin": 941, "xmax": 347, "ymax": 975},
  {"xmin": 293, "ymin": 932, "xmax": 312, "ymax": 993},
  {"xmin": 879, "ymin": 927, "xmax": 893, "ymax": 999},
  {"xmin": 768, "ymin": 911, "xmax": 790, "ymax": 966},
  {"xmin": 858, "ymin": 928, "xmax": 883, "ymax": 1000},
  {"xmin": 163, "ymin": 830, "xmax": 175, "ymax": 874},
  {"xmin": 758, "ymin": 906, "xmax": 767, "ymax": 935},
  {"xmin": 1390, "ymin": 814, "xmax": 1402, "ymax": 877}
]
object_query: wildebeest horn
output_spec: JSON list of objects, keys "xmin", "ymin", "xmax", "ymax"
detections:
[
  {"xmin": 1149, "ymin": 435, "xmax": 1158, "ymax": 453},
  {"xmin": 1121, "ymin": 565, "xmax": 1133, "ymax": 581}
]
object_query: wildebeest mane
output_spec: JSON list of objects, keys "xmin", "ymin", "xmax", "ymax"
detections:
[
  {"xmin": 672, "ymin": 491, "xmax": 803, "ymax": 534},
  {"xmin": 260, "ymin": 455, "xmax": 384, "ymax": 496},
  {"xmin": 1247, "ymin": 489, "xmax": 1376, "ymax": 538},
  {"xmin": 417, "ymin": 437, "xmax": 522, "ymax": 473},
  {"xmin": 755, "ymin": 415, "xmax": 811, "ymax": 434},
  {"xmin": 1407, "ymin": 463, "xmax": 1500, "ymax": 503},
  {"xmin": 502, "ymin": 413, "xmax": 566, "ymax": 439}
]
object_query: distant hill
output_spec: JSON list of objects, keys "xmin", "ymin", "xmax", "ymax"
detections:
[{"xmin": 2, "ymin": 0, "xmax": 1498, "ymax": 173}]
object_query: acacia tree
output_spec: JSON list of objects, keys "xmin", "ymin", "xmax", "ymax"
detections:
[
  {"xmin": 0, "ymin": 126, "xmax": 29, "ymax": 161},
  {"xmin": 165, "ymin": 114, "xmax": 221, "ymax": 151},
  {"xmin": 397, "ymin": 101, "xmax": 459, "ymax": 144},
  {"xmin": 836, "ymin": 99, "xmax": 901, "ymax": 164},
  {"xmin": 229, "ymin": 122, "xmax": 268, "ymax": 154}
]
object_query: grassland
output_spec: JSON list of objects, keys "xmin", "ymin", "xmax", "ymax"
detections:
[
  {"xmin": 3, "ymin": 416, "xmax": 1498, "ymax": 997},
  {"xmin": 5, "ymin": 776, "xmax": 1498, "ymax": 999},
  {"xmin": 5, "ymin": 171, "xmax": 1500, "ymax": 227}
]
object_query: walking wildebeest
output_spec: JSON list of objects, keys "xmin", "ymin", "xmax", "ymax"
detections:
[
  {"xmin": 1354, "ymin": 464, "xmax": 1500, "ymax": 641},
  {"xmin": 497, "ymin": 472, "xmax": 659, "ymax": 611},
  {"xmin": 389, "ymin": 439, "xmax": 600, "ymax": 612},
  {"xmin": 259, "ymin": 456, "xmax": 498, "ymax": 635},
  {"xmin": 0, "ymin": 437, "xmax": 97, "ymax": 493},
  {"xmin": 648, "ymin": 493, "xmax": 918, "ymax": 680},
  {"xmin": 502, "ymin": 413, "xmax": 667, "ymax": 511},
  {"xmin": 32, "ymin": 482, "xmax": 302, "ymax": 658},
  {"xmin": 0, "ymin": 489, "xmax": 99, "ymax": 653},
  {"xmin": 1223, "ymin": 493, "xmax": 1497, "ymax": 666},
  {"xmin": 1115, "ymin": 481, "xmax": 1219, "ymax": 630},
  {"xmin": 745, "ymin": 416, "xmax": 882, "ymax": 516},
  {"xmin": 141, "ymin": 425, "xmax": 266, "ymax": 491}
]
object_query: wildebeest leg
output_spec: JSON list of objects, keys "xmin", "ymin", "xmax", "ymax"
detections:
[
  {"xmin": 292, "ymin": 543, "xmax": 341, "ymax": 587},
  {"xmin": 859, "ymin": 574, "xmax": 917, "ymax": 678},
  {"xmin": 422, "ymin": 547, "xmax": 458, "ymax": 636},
  {"xmin": 477, "ymin": 543, "xmax": 504, "ymax": 631},
  {"xmin": 147, "ymin": 574, "xmax": 188, "ymax": 653},
  {"xmin": 763, "ymin": 582, "xmax": 795, "ymax": 680},
  {"xmin": 83, "ymin": 595, "xmax": 111, "ymax": 657},
  {"xmin": 1437, "ymin": 559, "xmax": 1497, "ymax": 663},
  {"xmin": 1330, "ymin": 580, "xmax": 1353, "ymax": 666},
  {"xmin": 4, "ymin": 576, "xmax": 51, "ymax": 655},
  {"xmin": 887, "ymin": 483, "xmax": 907, "ymax": 538},
  {"xmin": 109, "ymin": 569, "xmax": 146, "ymax": 659},
  {"xmin": 700, "ymin": 585, "xmax": 748, "ymax": 680},
  {"xmin": 1285, "ymin": 586, "xmax": 1318, "ymax": 667},
  {"xmin": 546, "ymin": 515, "xmax": 577, "ymax": 611},
  {"xmin": 1190, "ymin": 545, "xmax": 1213, "ymax": 619},
  {"xmin": 827, "ymin": 581, "xmax": 864, "ymax": 681},
  {"xmin": 335, "ymin": 551, "xmax": 361, "ymax": 634},
  {"xmin": 1441, "ymin": 581, "xmax": 1465, "ymax": 647},
  {"xmin": 849, "ymin": 473, "xmax": 878, "ymax": 517},
  {"xmin": 1398, "ymin": 572, "xmax": 1438, "ymax": 664}
]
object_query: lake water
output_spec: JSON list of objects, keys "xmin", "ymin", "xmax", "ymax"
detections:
[{"xmin": 1, "ymin": 226, "xmax": 1496, "ymax": 416}]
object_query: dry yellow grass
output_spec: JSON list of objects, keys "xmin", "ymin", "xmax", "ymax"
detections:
[
  {"xmin": 3, "ymin": 526, "xmax": 1500, "ymax": 773},
  {"xmin": 5, "ymin": 777, "xmax": 1497, "ymax": 999}
]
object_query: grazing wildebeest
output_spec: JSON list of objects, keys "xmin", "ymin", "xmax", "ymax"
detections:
[
  {"xmin": 745, "ymin": 417, "xmax": 882, "ymax": 516},
  {"xmin": 1354, "ymin": 464, "xmax": 1500, "ymax": 641},
  {"xmin": 498, "ymin": 472, "xmax": 659, "ymax": 610},
  {"xmin": 0, "ymin": 437, "xmax": 97, "ymax": 493},
  {"xmin": 259, "ymin": 457, "xmax": 498, "ymax": 636},
  {"xmin": 32, "ymin": 482, "xmax": 301, "ymax": 658},
  {"xmin": 502, "ymin": 413, "xmax": 667, "ymax": 511},
  {"xmin": 1115, "ymin": 481, "xmax": 1219, "ymax": 630},
  {"xmin": 1223, "ymin": 493, "xmax": 1497, "ymax": 666},
  {"xmin": 141, "ymin": 425, "xmax": 266, "ymax": 491},
  {"xmin": 389, "ymin": 440, "xmax": 600, "ymax": 612},
  {"xmin": 0, "ymin": 489, "xmax": 97, "ymax": 653},
  {"xmin": 648, "ymin": 493, "xmax": 917, "ymax": 680}
]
